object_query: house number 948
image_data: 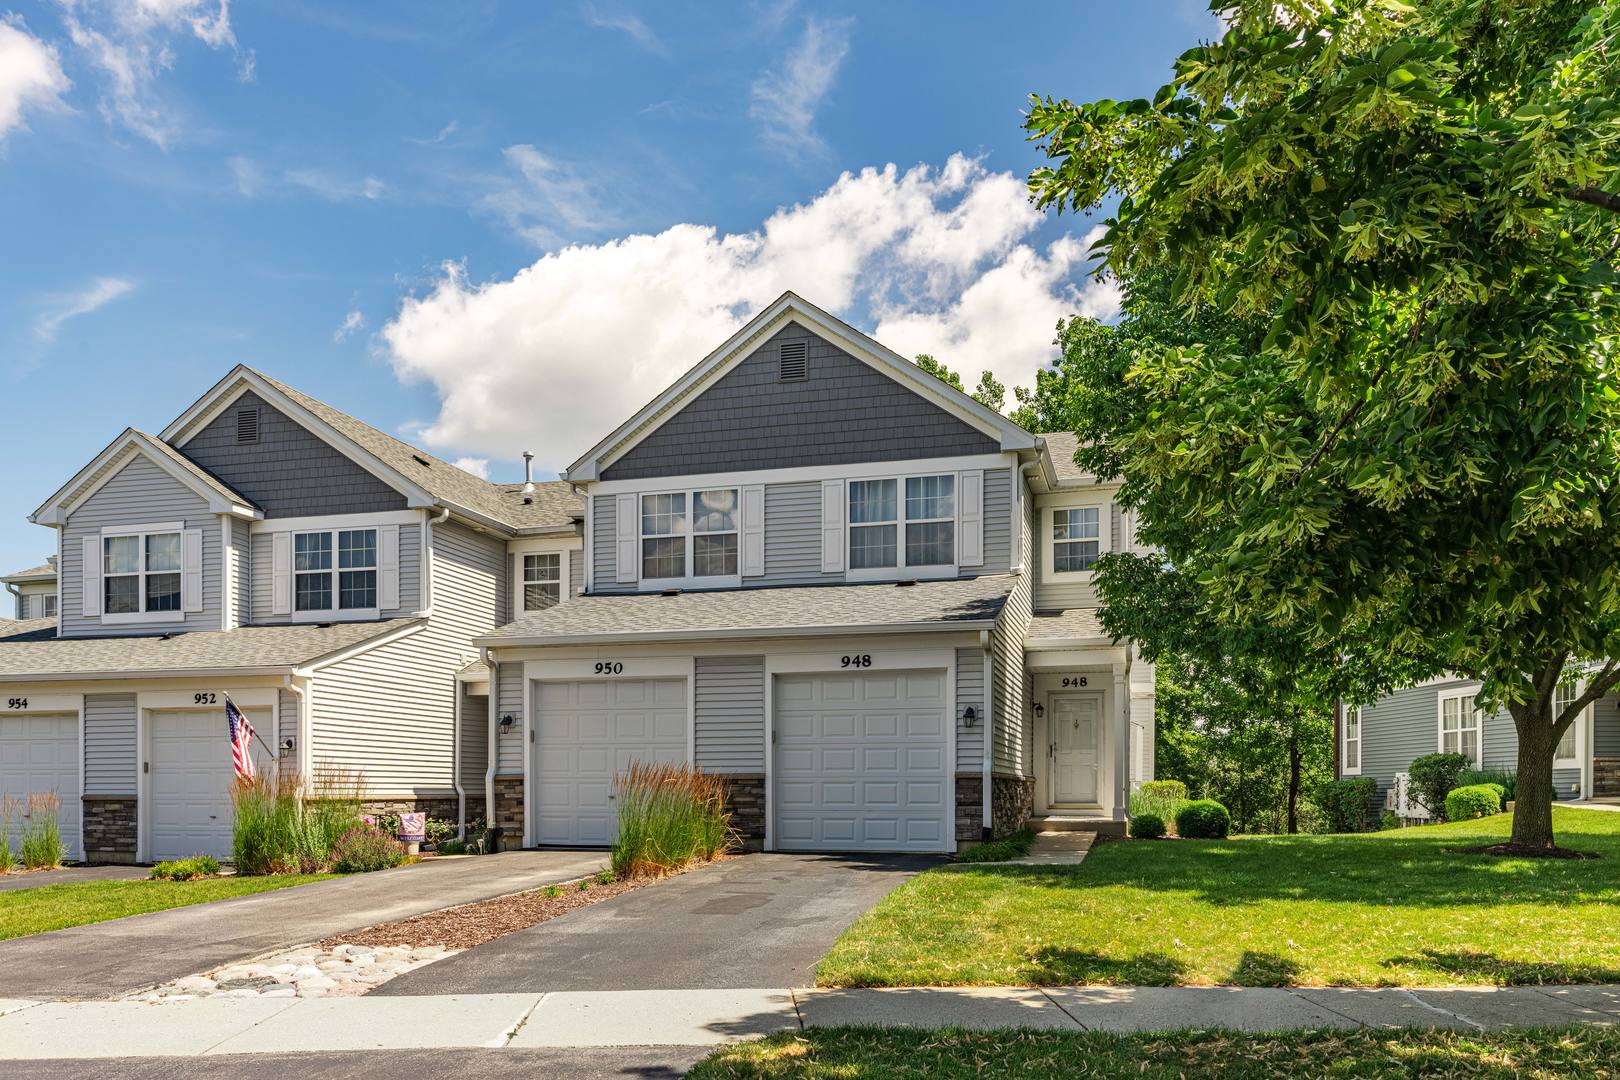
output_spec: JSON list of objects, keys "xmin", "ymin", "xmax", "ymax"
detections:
[
  {"xmin": 1061, "ymin": 676, "xmax": 1088, "ymax": 688},
  {"xmin": 841, "ymin": 654, "xmax": 872, "ymax": 668}
]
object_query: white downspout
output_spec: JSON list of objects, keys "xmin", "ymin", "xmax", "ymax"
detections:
[
  {"xmin": 483, "ymin": 646, "xmax": 499, "ymax": 845},
  {"xmin": 3, "ymin": 583, "xmax": 20, "ymax": 620},
  {"xmin": 452, "ymin": 672, "xmax": 466, "ymax": 840},
  {"xmin": 980, "ymin": 629, "xmax": 993, "ymax": 840}
]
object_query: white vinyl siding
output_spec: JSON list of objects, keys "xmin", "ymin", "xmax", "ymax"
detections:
[
  {"xmin": 694, "ymin": 655, "xmax": 765, "ymax": 773},
  {"xmin": 309, "ymin": 521, "xmax": 500, "ymax": 795},
  {"xmin": 59, "ymin": 457, "xmax": 220, "ymax": 637},
  {"xmin": 992, "ymin": 487, "xmax": 1034, "ymax": 776},
  {"xmin": 83, "ymin": 692, "xmax": 137, "ymax": 795},
  {"xmin": 955, "ymin": 646, "xmax": 984, "ymax": 773}
]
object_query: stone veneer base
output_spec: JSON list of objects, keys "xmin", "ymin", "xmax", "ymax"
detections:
[
  {"xmin": 81, "ymin": 796, "xmax": 137, "ymax": 864},
  {"xmin": 955, "ymin": 775, "xmax": 1036, "ymax": 842},
  {"xmin": 720, "ymin": 776, "xmax": 765, "ymax": 850}
]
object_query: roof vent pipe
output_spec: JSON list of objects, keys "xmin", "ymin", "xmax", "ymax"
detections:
[{"xmin": 522, "ymin": 451, "xmax": 535, "ymax": 493}]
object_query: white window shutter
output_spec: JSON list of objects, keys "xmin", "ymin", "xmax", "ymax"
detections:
[
  {"xmin": 615, "ymin": 493, "xmax": 639, "ymax": 583},
  {"xmin": 271, "ymin": 531, "xmax": 293, "ymax": 615},
  {"xmin": 182, "ymin": 529, "xmax": 204, "ymax": 612},
  {"xmin": 741, "ymin": 485, "xmax": 765, "ymax": 577},
  {"xmin": 377, "ymin": 524, "xmax": 400, "ymax": 610},
  {"xmin": 820, "ymin": 479, "xmax": 845, "ymax": 573},
  {"xmin": 81, "ymin": 536, "xmax": 101, "ymax": 617},
  {"xmin": 957, "ymin": 470, "xmax": 983, "ymax": 567}
]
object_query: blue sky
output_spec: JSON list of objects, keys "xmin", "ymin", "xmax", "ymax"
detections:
[{"xmin": 0, "ymin": 1, "xmax": 1219, "ymax": 591}]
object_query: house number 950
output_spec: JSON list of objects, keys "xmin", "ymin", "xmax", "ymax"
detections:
[{"xmin": 593, "ymin": 662, "xmax": 624, "ymax": 675}]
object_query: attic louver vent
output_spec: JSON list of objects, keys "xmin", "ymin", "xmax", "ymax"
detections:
[
  {"xmin": 236, "ymin": 407, "xmax": 260, "ymax": 444},
  {"xmin": 779, "ymin": 341, "xmax": 808, "ymax": 381}
]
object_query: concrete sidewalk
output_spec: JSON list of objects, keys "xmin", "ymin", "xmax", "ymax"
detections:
[
  {"xmin": 0, "ymin": 850, "xmax": 608, "ymax": 1000},
  {"xmin": 1, "ymin": 984, "xmax": 1615, "ymax": 1058}
]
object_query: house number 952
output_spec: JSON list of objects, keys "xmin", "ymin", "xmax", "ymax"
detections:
[
  {"xmin": 594, "ymin": 662, "xmax": 624, "ymax": 675},
  {"xmin": 841, "ymin": 654, "xmax": 873, "ymax": 668}
]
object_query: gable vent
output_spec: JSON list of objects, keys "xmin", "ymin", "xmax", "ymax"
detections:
[
  {"xmin": 235, "ymin": 407, "xmax": 260, "ymax": 444},
  {"xmin": 779, "ymin": 341, "xmax": 808, "ymax": 381}
]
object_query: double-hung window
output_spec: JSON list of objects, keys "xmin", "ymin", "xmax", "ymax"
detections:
[
  {"xmin": 103, "ymin": 530, "xmax": 182, "ymax": 615},
  {"xmin": 640, "ymin": 489, "xmax": 739, "ymax": 582},
  {"xmin": 1053, "ymin": 507, "xmax": 1102, "ymax": 573},
  {"xmin": 1342, "ymin": 706, "xmax": 1361, "ymax": 774},
  {"xmin": 1554, "ymin": 680, "xmax": 1584, "ymax": 764},
  {"xmin": 848, "ymin": 474, "xmax": 955, "ymax": 577},
  {"xmin": 1439, "ymin": 690, "xmax": 1483, "ymax": 765},
  {"xmin": 42, "ymin": 594, "xmax": 57, "ymax": 619},
  {"xmin": 294, "ymin": 528, "xmax": 377, "ymax": 612},
  {"xmin": 523, "ymin": 553, "xmax": 562, "ymax": 611}
]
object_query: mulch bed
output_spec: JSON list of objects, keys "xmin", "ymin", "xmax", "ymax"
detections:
[{"xmin": 1449, "ymin": 843, "xmax": 1601, "ymax": 860}]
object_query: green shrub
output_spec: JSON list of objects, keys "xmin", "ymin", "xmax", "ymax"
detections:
[
  {"xmin": 1380, "ymin": 809, "xmax": 1401, "ymax": 831},
  {"xmin": 1130, "ymin": 781, "xmax": 1188, "ymax": 826},
  {"xmin": 150, "ymin": 856, "xmax": 221, "ymax": 881},
  {"xmin": 425, "ymin": 817, "xmax": 456, "ymax": 845},
  {"xmin": 1408, "ymin": 752, "xmax": 1473, "ymax": 820},
  {"xmin": 1129, "ymin": 813, "xmax": 1166, "ymax": 839},
  {"xmin": 436, "ymin": 839, "xmax": 468, "ymax": 856},
  {"xmin": 331, "ymin": 826, "xmax": 407, "ymax": 873},
  {"xmin": 18, "ymin": 793, "xmax": 63, "ymax": 869},
  {"xmin": 1175, "ymin": 799, "xmax": 1231, "ymax": 839},
  {"xmin": 957, "ymin": 829, "xmax": 1035, "ymax": 862},
  {"xmin": 611, "ymin": 761, "xmax": 735, "ymax": 878},
  {"xmin": 1309, "ymin": 778, "xmax": 1378, "ymax": 833},
  {"xmin": 1445, "ymin": 783, "xmax": 1504, "ymax": 821},
  {"xmin": 1457, "ymin": 766, "xmax": 1517, "ymax": 804}
]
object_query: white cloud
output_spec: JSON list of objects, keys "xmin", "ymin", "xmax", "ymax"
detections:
[
  {"xmin": 284, "ymin": 168, "xmax": 386, "ymax": 202},
  {"xmin": 59, "ymin": 0, "xmax": 250, "ymax": 147},
  {"xmin": 227, "ymin": 153, "xmax": 259, "ymax": 195},
  {"xmin": 333, "ymin": 308, "xmax": 364, "ymax": 343},
  {"xmin": 582, "ymin": 5, "xmax": 665, "ymax": 55},
  {"xmin": 408, "ymin": 119, "xmax": 458, "ymax": 146},
  {"xmin": 381, "ymin": 155, "xmax": 1119, "ymax": 470},
  {"xmin": 0, "ymin": 18, "xmax": 71, "ymax": 146},
  {"xmin": 749, "ymin": 15, "xmax": 851, "ymax": 157},
  {"xmin": 451, "ymin": 457, "xmax": 490, "ymax": 480},
  {"xmin": 35, "ymin": 276, "xmax": 136, "ymax": 341},
  {"xmin": 476, "ymin": 144, "xmax": 615, "ymax": 247}
]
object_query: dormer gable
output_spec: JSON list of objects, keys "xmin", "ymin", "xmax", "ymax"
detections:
[
  {"xmin": 566, "ymin": 292, "xmax": 1039, "ymax": 483},
  {"xmin": 30, "ymin": 429, "xmax": 261, "ymax": 527}
]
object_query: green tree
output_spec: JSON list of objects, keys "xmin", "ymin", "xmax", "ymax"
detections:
[
  {"xmin": 915, "ymin": 354, "xmax": 1009, "ymax": 412},
  {"xmin": 1027, "ymin": 0, "xmax": 1620, "ymax": 851}
]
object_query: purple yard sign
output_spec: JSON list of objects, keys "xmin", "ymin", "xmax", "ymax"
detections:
[{"xmin": 398, "ymin": 812, "xmax": 426, "ymax": 843}]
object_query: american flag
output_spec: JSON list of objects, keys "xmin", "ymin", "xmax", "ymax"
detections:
[{"xmin": 227, "ymin": 697, "xmax": 256, "ymax": 780}]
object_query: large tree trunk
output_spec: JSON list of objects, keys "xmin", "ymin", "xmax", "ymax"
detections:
[{"xmin": 1508, "ymin": 682, "xmax": 1561, "ymax": 850}]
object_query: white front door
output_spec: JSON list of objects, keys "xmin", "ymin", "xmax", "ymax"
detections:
[
  {"xmin": 148, "ymin": 708, "xmax": 269, "ymax": 861},
  {"xmin": 532, "ymin": 678, "xmax": 688, "ymax": 846},
  {"xmin": 1050, "ymin": 693, "xmax": 1101, "ymax": 805},
  {"xmin": 0, "ymin": 713, "xmax": 82, "ymax": 861},
  {"xmin": 773, "ymin": 669, "xmax": 950, "ymax": 853}
]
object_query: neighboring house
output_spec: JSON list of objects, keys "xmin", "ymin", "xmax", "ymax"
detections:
[
  {"xmin": 2, "ymin": 559, "xmax": 57, "ymax": 621},
  {"xmin": 0, "ymin": 367, "xmax": 582, "ymax": 863},
  {"xmin": 477, "ymin": 292, "xmax": 1155, "ymax": 854},
  {"xmin": 1341, "ymin": 677, "xmax": 1620, "ymax": 807}
]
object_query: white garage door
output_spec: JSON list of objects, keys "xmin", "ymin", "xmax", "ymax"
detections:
[
  {"xmin": 533, "ymin": 678, "xmax": 687, "ymax": 846},
  {"xmin": 774, "ymin": 669, "xmax": 950, "ymax": 853},
  {"xmin": 149, "ymin": 709, "xmax": 270, "ymax": 861},
  {"xmin": 0, "ymin": 713, "xmax": 81, "ymax": 861}
]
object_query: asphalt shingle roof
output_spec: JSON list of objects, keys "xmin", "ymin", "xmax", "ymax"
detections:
[
  {"xmin": 0, "ymin": 618, "xmax": 421, "ymax": 680},
  {"xmin": 479, "ymin": 575, "xmax": 1017, "ymax": 646},
  {"xmin": 251, "ymin": 369, "xmax": 583, "ymax": 531},
  {"xmin": 1027, "ymin": 608, "xmax": 1112, "ymax": 645},
  {"xmin": 1040, "ymin": 431, "xmax": 1095, "ymax": 485},
  {"xmin": 1, "ymin": 563, "xmax": 55, "ymax": 584}
]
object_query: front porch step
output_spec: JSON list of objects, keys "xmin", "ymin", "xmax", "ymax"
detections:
[{"xmin": 1030, "ymin": 815, "xmax": 1125, "ymax": 837}]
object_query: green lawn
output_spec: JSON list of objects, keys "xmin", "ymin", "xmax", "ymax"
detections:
[
  {"xmin": 0, "ymin": 875, "xmax": 334, "ymax": 940},
  {"xmin": 818, "ymin": 807, "xmax": 1620, "ymax": 988},
  {"xmin": 689, "ymin": 1027, "xmax": 1619, "ymax": 1080}
]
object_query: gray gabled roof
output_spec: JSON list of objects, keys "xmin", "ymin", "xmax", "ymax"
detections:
[
  {"xmin": 1040, "ymin": 432, "xmax": 1097, "ymax": 485},
  {"xmin": 245, "ymin": 370, "xmax": 582, "ymax": 531},
  {"xmin": 0, "ymin": 618, "xmax": 422, "ymax": 680},
  {"xmin": 1026, "ymin": 607, "xmax": 1112, "ymax": 648},
  {"xmin": 1, "ymin": 563, "xmax": 55, "ymax": 585},
  {"xmin": 478, "ymin": 575, "xmax": 1016, "ymax": 647}
]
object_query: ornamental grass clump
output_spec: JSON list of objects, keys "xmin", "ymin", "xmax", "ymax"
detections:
[
  {"xmin": 231, "ymin": 767, "xmax": 368, "ymax": 874},
  {"xmin": 1130, "ymin": 781, "xmax": 1188, "ymax": 831},
  {"xmin": 0, "ymin": 796, "xmax": 20, "ymax": 872},
  {"xmin": 18, "ymin": 792, "xmax": 63, "ymax": 869},
  {"xmin": 611, "ymin": 761, "xmax": 734, "ymax": 879}
]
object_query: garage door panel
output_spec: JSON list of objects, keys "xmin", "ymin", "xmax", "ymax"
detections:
[
  {"xmin": 532, "ymin": 678, "xmax": 688, "ymax": 847},
  {"xmin": 0, "ymin": 713, "xmax": 82, "ymax": 862},
  {"xmin": 149, "ymin": 708, "xmax": 269, "ymax": 862},
  {"xmin": 773, "ymin": 670, "xmax": 950, "ymax": 854}
]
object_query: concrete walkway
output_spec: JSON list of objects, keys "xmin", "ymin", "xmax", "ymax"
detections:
[
  {"xmin": 0, "ymin": 850, "xmax": 609, "ymax": 1001},
  {"xmin": 0, "ymin": 984, "xmax": 1615, "ymax": 1058},
  {"xmin": 0, "ymin": 865, "xmax": 151, "ymax": 893}
]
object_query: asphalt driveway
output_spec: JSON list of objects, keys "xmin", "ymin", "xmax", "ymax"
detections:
[
  {"xmin": 375, "ymin": 851, "xmax": 937, "ymax": 995},
  {"xmin": 0, "ymin": 850, "xmax": 608, "ymax": 1000}
]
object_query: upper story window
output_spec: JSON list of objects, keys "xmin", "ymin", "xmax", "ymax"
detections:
[
  {"xmin": 104, "ymin": 531, "xmax": 181, "ymax": 614},
  {"xmin": 1043, "ymin": 500, "xmax": 1111, "ymax": 581},
  {"xmin": 1342, "ymin": 706, "xmax": 1361, "ymax": 774},
  {"xmin": 1438, "ymin": 690, "xmax": 1483, "ymax": 766},
  {"xmin": 847, "ymin": 474, "xmax": 955, "ymax": 578},
  {"xmin": 641, "ymin": 489, "xmax": 738, "ymax": 582},
  {"xmin": 294, "ymin": 528, "xmax": 376, "ymax": 612},
  {"xmin": 43, "ymin": 594, "xmax": 57, "ymax": 619},
  {"xmin": 523, "ymin": 553, "xmax": 561, "ymax": 611}
]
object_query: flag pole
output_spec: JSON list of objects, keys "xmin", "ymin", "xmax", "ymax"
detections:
[{"xmin": 222, "ymin": 691, "xmax": 276, "ymax": 759}]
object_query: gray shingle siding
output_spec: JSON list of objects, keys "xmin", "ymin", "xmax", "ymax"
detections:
[
  {"xmin": 1357, "ymin": 681, "xmax": 1584, "ymax": 804},
  {"xmin": 83, "ymin": 692, "xmax": 136, "ymax": 796},
  {"xmin": 249, "ymin": 522, "xmax": 421, "ymax": 624},
  {"xmin": 178, "ymin": 391, "xmax": 407, "ymax": 518},
  {"xmin": 59, "ymin": 456, "xmax": 221, "ymax": 637},
  {"xmin": 601, "ymin": 324, "xmax": 1000, "ymax": 481},
  {"xmin": 694, "ymin": 655, "xmax": 764, "ymax": 774},
  {"xmin": 956, "ymin": 646, "xmax": 984, "ymax": 774}
]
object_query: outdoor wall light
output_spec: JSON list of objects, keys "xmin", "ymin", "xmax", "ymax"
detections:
[
  {"xmin": 1032, "ymin": 701, "xmax": 1045, "ymax": 719},
  {"xmin": 499, "ymin": 714, "xmax": 516, "ymax": 732},
  {"xmin": 279, "ymin": 737, "xmax": 295, "ymax": 754},
  {"xmin": 961, "ymin": 706, "xmax": 977, "ymax": 728}
]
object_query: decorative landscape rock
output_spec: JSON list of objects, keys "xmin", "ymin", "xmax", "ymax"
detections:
[{"xmin": 133, "ymin": 942, "xmax": 455, "ymax": 1002}]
